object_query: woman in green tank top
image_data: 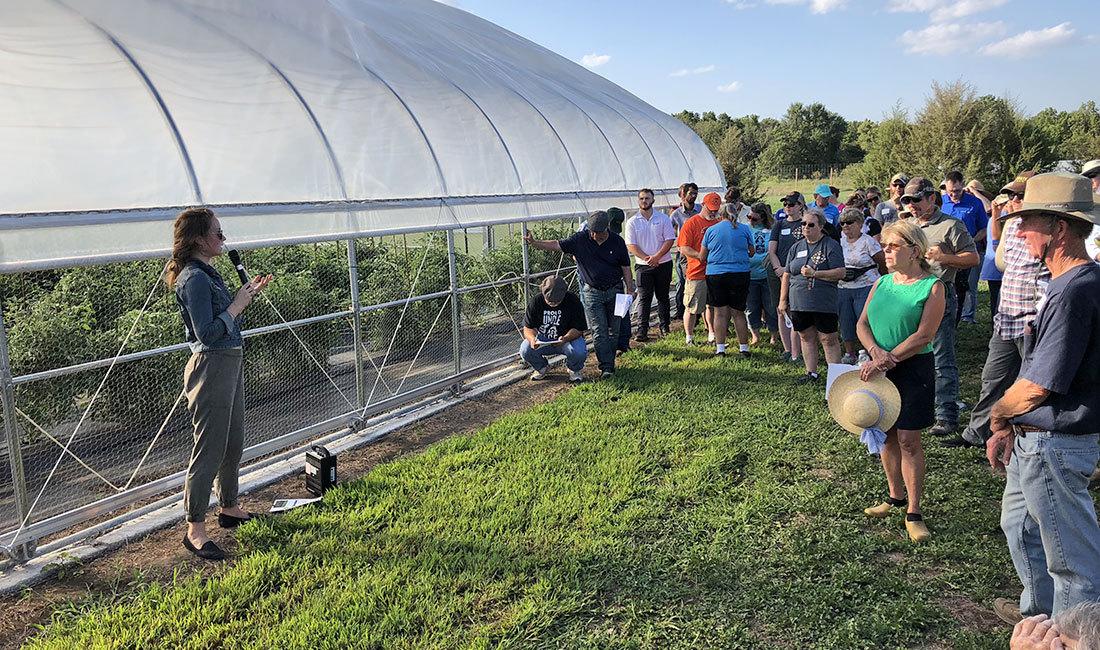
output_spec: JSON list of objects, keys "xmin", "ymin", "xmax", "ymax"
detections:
[{"xmin": 855, "ymin": 221, "xmax": 946, "ymax": 543}]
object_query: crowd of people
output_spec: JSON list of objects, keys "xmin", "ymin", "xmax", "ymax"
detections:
[{"xmin": 521, "ymin": 163, "xmax": 1100, "ymax": 641}]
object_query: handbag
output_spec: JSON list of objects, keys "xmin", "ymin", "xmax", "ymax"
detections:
[{"xmin": 843, "ymin": 265, "xmax": 876, "ymax": 282}]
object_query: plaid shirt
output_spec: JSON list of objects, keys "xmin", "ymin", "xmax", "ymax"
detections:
[{"xmin": 994, "ymin": 218, "xmax": 1050, "ymax": 340}]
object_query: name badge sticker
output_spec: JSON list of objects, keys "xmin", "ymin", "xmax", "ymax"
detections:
[
  {"xmin": 795, "ymin": 250, "xmax": 808, "ymax": 258},
  {"xmin": 781, "ymin": 229, "xmax": 791, "ymax": 235}
]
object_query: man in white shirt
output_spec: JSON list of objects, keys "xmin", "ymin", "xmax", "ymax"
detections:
[{"xmin": 625, "ymin": 188, "xmax": 676, "ymax": 340}]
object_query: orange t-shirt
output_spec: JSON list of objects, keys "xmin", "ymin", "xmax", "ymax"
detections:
[{"xmin": 677, "ymin": 213, "xmax": 721, "ymax": 280}]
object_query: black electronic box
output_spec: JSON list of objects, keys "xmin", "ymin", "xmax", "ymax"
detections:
[{"xmin": 305, "ymin": 445, "xmax": 337, "ymax": 496}]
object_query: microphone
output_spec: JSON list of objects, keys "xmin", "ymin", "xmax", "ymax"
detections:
[{"xmin": 227, "ymin": 249, "xmax": 249, "ymax": 285}]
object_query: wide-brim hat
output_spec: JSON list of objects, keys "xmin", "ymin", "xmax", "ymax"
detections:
[
  {"xmin": 998, "ymin": 171, "xmax": 1100, "ymax": 226},
  {"xmin": 966, "ymin": 179, "xmax": 995, "ymax": 201},
  {"xmin": 1001, "ymin": 170, "xmax": 1036, "ymax": 194},
  {"xmin": 828, "ymin": 370, "xmax": 901, "ymax": 436}
]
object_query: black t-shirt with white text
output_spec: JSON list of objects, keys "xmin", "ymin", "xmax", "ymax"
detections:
[{"xmin": 523, "ymin": 292, "xmax": 587, "ymax": 341}]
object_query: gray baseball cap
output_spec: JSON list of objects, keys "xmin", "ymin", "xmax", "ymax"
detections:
[
  {"xmin": 540, "ymin": 276, "xmax": 568, "ymax": 303},
  {"xmin": 587, "ymin": 210, "xmax": 610, "ymax": 233}
]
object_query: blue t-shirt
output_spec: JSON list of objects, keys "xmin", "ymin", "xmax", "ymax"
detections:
[
  {"xmin": 701, "ymin": 220, "xmax": 754, "ymax": 274},
  {"xmin": 558, "ymin": 230, "xmax": 630, "ymax": 288},
  {"xmin": 821, "ymin": 204, "xmax": 840, "ymax": 226},
  {"xmin": 1015, "ymin": 263, "xmax": 1100, "ymax": 434},
  {"xmin": 980, "ymin": 235, "xmax": 1003, "ymax": 281},
  {"xmin": 941, "ymin": 192, "xmax": 988, "ymax": 237},
  {"xmin": 748, "ymin": 225, "xmax": 772, "ymax": 280},
  {"xmin": 775, "ymin": 208, "xmax": 787, "ymax": 222}
]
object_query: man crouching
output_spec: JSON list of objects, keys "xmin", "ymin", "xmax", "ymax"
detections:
[{"xmin": 520, "ymin": 276, "xmax": 588, "ymax": 382}]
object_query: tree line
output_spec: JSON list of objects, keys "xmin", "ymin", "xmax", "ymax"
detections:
[{"xmin": 674, "ymin": 80, "xmax": 1100, "ymax": 202}]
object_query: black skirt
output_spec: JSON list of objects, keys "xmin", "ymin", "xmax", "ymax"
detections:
[{"xmin": 886, "ymin": 352, "xmax": 935, "ymax": 431}]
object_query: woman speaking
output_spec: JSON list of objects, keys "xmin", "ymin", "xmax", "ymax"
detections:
[{"xmin": 167, "ymin": 208, "xmax": 271, "ymax": 560}]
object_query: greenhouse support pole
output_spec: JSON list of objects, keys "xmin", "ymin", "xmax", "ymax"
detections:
[
  {"xmin": 0, "ymin": 305, "xmax": 35, "ymax": 561},
  {"xmin": 520, "ymin": 222, "xmax": 531, "ymax": 308},
  {"xmin": 446, "ymin": 231, "xmax": 462, "ymax": 375},
  {"xmin": 346, "ymin": 239, "xmax": 365, "ymax": 409}
]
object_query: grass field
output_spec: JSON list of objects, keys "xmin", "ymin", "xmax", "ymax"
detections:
[
  {"xmin": 758, "ymin": 171, "xmax": 859, "ymax": 213},
  {"xmin": 23, "ymin": 295, "xmax": 1027, "ymax": 649}
]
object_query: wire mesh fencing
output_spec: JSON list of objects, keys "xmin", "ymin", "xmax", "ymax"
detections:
[{"xmin": 0, "ymin": 219, "xmax": 576, "ymax": 557}]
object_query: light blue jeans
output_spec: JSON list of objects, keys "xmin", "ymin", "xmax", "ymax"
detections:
[
  {"xmin": 932, "ymin": 284, "xmax": 959, "ymax": 423},
  {"xmin": 582, "ymin": 284, "xmax": 622, "ymax": 373},
  {"xmin": 1001, "ymin": 430, "xmax": 1100, "ymax": 617},
  {"xmin": 961, "ymin": 249, "xmax": 984, "ymax": 322},
  {"xmin": 837, "ymin": 285, "xmax": 872, "ymax": 342},
  {"xmin": 519, "ymin": 338, "xmax": 587, "ymax": 372}
]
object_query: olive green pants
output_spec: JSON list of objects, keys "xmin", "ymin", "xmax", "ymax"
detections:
[{"xmin": 182, "ymin": 348, "xmax": 245, "ymax": 523}]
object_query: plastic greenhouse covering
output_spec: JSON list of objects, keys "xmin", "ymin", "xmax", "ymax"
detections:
[{"xmin": 0, "ymin": 0, "xmax": 725, "ymax": 273}]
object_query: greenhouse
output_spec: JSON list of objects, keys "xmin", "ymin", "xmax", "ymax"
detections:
[{"xmin": 0, "ymin": 0, "xmax": 723, "ymax": 558}]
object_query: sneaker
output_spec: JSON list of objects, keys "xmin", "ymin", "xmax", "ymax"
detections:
[
  {"xmin": 659, "ymin": 326, "xmax": 670, "ymax": 337},
  {"xmin": 796, "ymin": 372, "xmax": 819, "ymax": 384},
  {"xmin": 568, "ymin": 370, "xmax": 583, "ymax": 382},
  {"xmin": 530, "ymin": 368, "xmax": 548, "ymax": 381},
  {"xmin": 707, "ymin": 332, "xmax": 716, "ymax": 343},
  {"xmin": 789, "ymin": 355, "xmax": 804, "ymax": 364},
  {"xmin": 715, "ymin": 351, "xmax": 726, "ymax": 357},
  {"xmin": 600, "ymin": 370, "xmax": 614, "ymax": 380},
  {"xmin": 839, "ymin": 353, "xmax": 856, "ymax": 365},
  {"xmin": 781, "ymin": 351, "xmax": 792, "ymax": 362},
  {"xmin": 906, "ymin": 517, "xmax": 931, "ymax": 543},
  {"xmin": 957, "ymin": 400, "xmax": 969, "ymax": 411},
  {"xmin": 634, "ymin": 333, "xmax": 649, "ymax": 343},
  {"xmin": 739, "ymin": 350, "xmax": 752, "ymax": 358},
  {"xmin": 685, "ymin": 336, "xmax": 694, "ymax": 345},
  {"xmin": 941, "ymin": 435, "xmax": 981, "ymax": 449},
  {"xmin": 993, "ymin": 598, "xmax": 1023, "ymax": 626},
  {"xmin": 929, "ymin": 420, "xmax": 957, "ymax": 437}
]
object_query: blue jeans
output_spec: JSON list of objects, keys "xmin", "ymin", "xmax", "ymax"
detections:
[
  {"xmin": 837, "ymin": 285, "xmax": 872, "ymax": 342},
  {"xmin": 519, "ymin": 338, "xmax": 587, "ymax": 372},
  {"xmin": 932, "ymin": 283, "xmax": 959, "ymax": 423},
  {"xmin": 582, "ymin": 279, "xmax": 629, "ymax": 352},
  {"xmin": 746, "ymin": 278, "xmax": 776, "ymax": 331},
  {"xmin": 1001, "ymin": 431, "xmax": 1100, "ymax": 617},
  {"xmin": 961, "ymin": 249, "xmax": 984, "ymax": 322},
  {"xmin": 582, "ymin": 284, "xmax": 622, "ymax": 373}
]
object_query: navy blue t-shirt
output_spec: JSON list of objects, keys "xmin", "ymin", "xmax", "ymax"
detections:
[
  {"xmin": 1015, "ymin": 263, "xmax": 1100, "ymax": 434},
  {"xmin": 559, "ymin": 230, "xmax": 630, "ymax": 288}
]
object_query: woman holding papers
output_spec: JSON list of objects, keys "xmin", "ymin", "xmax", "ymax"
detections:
[{"xmin": 856, "ymin": 220, "xmax": 946, "ymax": 543}]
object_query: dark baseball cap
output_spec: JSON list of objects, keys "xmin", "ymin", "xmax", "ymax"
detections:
[
  {"xmin": 902, "ymin": 177, "xmax": 936, "ymax": 200},
  {"xmin": 587, "ymin": 210, "xmax": 610, "ymax": 233},
  {"xmin": 540, "ymin": 276, "xmax": 567, "ymax": 303},
  {"xmin": 782, "ymin": 191, "xmax": 806, "ymax": 207}
]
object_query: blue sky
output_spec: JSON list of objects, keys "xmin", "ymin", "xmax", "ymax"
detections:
[{"xmin": 442, "ymin": 0, "xmax": 1100, "ymax": 122}]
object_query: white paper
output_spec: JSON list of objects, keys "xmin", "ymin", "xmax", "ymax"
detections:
[
  {"xmin": 826, "ymin": 363, "xmax": 862, "ymax": 400},
  {"xmin": 614, "ymin": 293, "xmax": 634, "ymax": 318},
  {"xmin": 534, "ymin": 338, "xmax": 565, "ymax": 348},
  {"xmin": 269, "ymin": 497, "xmax": 322, "ymax": 513},
  {"xmin": 784, "ymin": 313, "xmax": 793, "ymax": 329}
]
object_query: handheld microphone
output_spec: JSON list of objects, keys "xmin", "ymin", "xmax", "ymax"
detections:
[{"xmin": 227, "ymin": 249, "xmax": 249, "ymax": 285}]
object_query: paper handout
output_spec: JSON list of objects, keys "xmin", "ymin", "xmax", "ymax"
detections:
[{"xmin": 614, "ymin": 293, "xmax": 634, "ymax": 318}]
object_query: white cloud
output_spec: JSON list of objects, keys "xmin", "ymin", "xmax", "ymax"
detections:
[
  {"xmin": 670, "ymin": 65, "xmax": 716, "ymax": 77},
  {"xmin": 887, "ymin": 0, "xmax": 1008, "ymax": 22},
  {"xmin": 900, "ymin": 22, "xmax": 1005, "ymax": 55},
  {"xmin": 764, "ymin": 0, "xmax": 846, "ymax": 14},
  {"xmin": 727, "ymin": 1, "xmax": 757, "ymax": 7},
  {"xmin": 579, "ymin": 53, "xmax": 611, "ymax": 68},
  {"xmin": 716, "ymin": 81, "xmax": 742, "ymax": 93},
  {"xmin": 977, "ymin": 22, "xmax": 1076, "ymax": 59}
]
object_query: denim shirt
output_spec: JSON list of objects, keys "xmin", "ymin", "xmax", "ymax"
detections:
[{"xmin": 175, "ymin": 259, "xmax": 244, "ymax": 353}]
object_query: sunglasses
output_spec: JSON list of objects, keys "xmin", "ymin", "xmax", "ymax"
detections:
[
  {"xmin": 839, "ymin": 220, "xmax": 859, "ymax": 226},
  {"xmin": 866, "ymin": 196, "xmax": 880, "ymax": 202},
  {"xmin": 215, "ymin": 230, "xmax": 226, "ymax": 241},
  {"xmin": 803, "ymin": 222, "xmax": 819, "ymax": 229},
  {"xmin": 900, "ymin": 194, "xmax": 928, "ymax": 205},
  {"xmin": 1004, "ymin": 190, "xmax": 1025, "ymax": 200},
  {"xmin": 882, "ymin": 242, "xmax": 912, "ymax": 252},
  {"xmin": 891, "ymin": 182, "xmax": 905, "ymax": 187},
  {"xmin": 1085, "ymin": 171, "xmax": 1099, "ymax": 179}
]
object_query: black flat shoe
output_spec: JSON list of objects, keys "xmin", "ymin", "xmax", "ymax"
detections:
[
  {"xmin": 183, "ymin": 535, "xmax": 226, "ymax": 560},
  {"xmin": 218, "ymin": 512, "xmax": 267, "ymax": 528}
]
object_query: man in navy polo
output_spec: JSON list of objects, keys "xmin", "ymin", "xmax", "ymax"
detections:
[
  {"xmin": 524, "ymin": 211, "xmax": 635, "ymax": 378},
  {"xmin": 941, "ymin": 170, "xmax": 988, "ymax": 324}
]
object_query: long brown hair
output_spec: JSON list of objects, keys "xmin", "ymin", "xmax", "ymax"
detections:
[{"xmin": 166, "ymin": 207, "xmax": 215, "ymax": 287}]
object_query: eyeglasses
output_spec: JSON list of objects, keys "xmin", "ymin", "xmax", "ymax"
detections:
[
  {"xmin": 900, "ymin": 194, "xmax": 928, "ymax": 205},
  {"xmin": 882, "ymin": 242, "xmax": 912, "ymax": 252},
  {"xmin": 1005, "ymin": 190, "xmax": 1025, "ymax": 200}
]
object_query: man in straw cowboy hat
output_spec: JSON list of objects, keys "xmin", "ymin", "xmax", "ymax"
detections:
[{"xmin": 985, "ymin": 172, "xmax": 1100, "ymax": 625}]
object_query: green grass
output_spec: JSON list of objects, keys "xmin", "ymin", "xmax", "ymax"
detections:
[
  {"xmin": 25, "ymin": 294, "xmax": 1020, "ymax": 649},
  {"xmin": 759, "ymin": 170, "xmax": 858, "ymax": 213}
]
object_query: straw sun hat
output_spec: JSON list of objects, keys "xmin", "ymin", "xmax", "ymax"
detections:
[
  {"xmin": 997, "ymin": 171, "xmax": 1100, "ymax": 226},
  {"xmin": 828, "ymin": 370, "xmax": 901, "ymax": 454}
]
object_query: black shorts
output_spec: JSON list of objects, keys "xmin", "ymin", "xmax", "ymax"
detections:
[
  {"xmin": 705, "ymin": 272, "xmax": 750, "ymax": 310},
  {"xmin": 887, "ymin": 352, "xmax": 936, "ymax": 431},
  {"xmin": 789, "ymin": 310, "xmax": 838, "ymax": 334}
]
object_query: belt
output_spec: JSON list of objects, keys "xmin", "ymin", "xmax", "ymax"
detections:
[
  {"xmin": 1013, "ymin": 424, "xmax": 1045, "ymax": 436},
  {"xmin": 590, "ymin": 282, "xmax": 622, "ymax": 291}
]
